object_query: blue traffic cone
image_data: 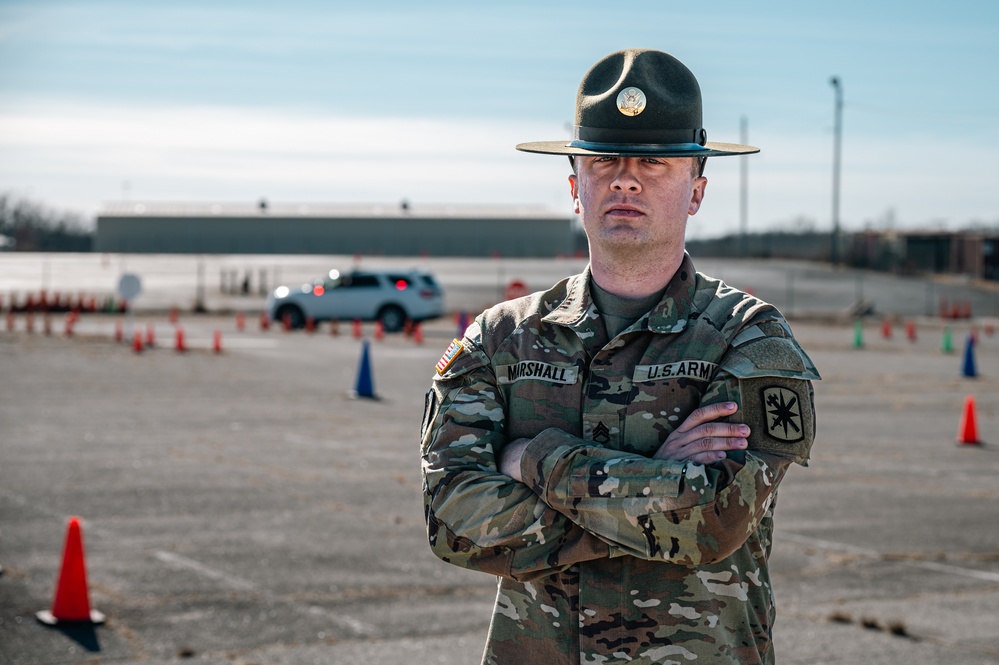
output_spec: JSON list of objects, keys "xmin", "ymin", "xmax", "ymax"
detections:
[
  {"xmin": 353, "ymin": 340, "xmax": 377, "ymax": 398},
  {"xmin": 961, "ymin": 334, "xmax": 977, "ymax": 378}
]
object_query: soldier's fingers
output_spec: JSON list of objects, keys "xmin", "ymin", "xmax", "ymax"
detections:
[
  {"xmin": 685, "ymin": 436, "xmax": 748, "ymax": 454},
  {"xmin": 654, "ymin": 434, "xmax": 748, "ymax": 461},
  {"xmin": 673, "ymin": 437, "xmax": 747, "ymax": 463},
  {"xmin": 671, "ymin": 422, "xmax": 749, "ymax": 448},
  {"xmin": 653, "ymin": 410, "xmax": 750, "ymax": 462},
  {"xmin": 685, "ymin": 449, "xmax": 732, "ymax": 465},
  {"xmin": 673, "ymin": 402, "xmax": 739, "ymax": 434}
]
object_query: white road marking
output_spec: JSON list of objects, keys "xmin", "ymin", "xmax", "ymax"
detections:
[
  {"xmin": 154, "ymin": 550, "xmax": 258, "ymax": 591},
  {"xmin": 153, "ymin": 550, "xmax": 374, "ymax": 635}
]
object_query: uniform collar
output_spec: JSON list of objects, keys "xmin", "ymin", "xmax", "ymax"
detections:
[{"xmin": 542, "ymin": 254, "xmax": 698, "ymax": 336}]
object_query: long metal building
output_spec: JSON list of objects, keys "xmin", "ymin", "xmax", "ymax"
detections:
[{"xmin": 95, "ymin": 201, "xmax": 576, "ymax": 257}]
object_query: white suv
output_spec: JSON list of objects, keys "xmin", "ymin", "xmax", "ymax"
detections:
[{"xmin": 266, "ymin": 269, "xmax": 444, "ymax": 332}]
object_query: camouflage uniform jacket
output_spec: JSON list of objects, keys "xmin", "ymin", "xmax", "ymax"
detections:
[{"xmin": 421, "ymin": 254, "xmax": 820, "ymax": 665}]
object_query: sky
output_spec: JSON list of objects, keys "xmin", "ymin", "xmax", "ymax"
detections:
[{"xmin": 1, "ymin": 0, "xmax": 998, "ymax": 240}]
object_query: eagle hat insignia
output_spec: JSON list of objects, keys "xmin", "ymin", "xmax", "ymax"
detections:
[
  {"xmin": 616, "ymin": 87, "xmax": 647, "ymax": 116},
  {"xmin": 435, "ymin": 339, "xmax": 464, "ymax": 375},
  {"xmin": 761, "ymin": 386, "xmax": 804, "ymax": 443}
]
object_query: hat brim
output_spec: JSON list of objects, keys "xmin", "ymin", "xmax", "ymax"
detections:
[{"xmin": 516, "ymin": 140, "xmax": 758, "ymax": 158}]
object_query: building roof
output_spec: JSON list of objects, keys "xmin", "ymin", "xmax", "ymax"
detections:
[{"xmin": 99, "ymin": 201, "xmax": 569, "ymax": 220}]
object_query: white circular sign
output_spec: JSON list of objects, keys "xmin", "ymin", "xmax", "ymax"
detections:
[{"xmin": 118, "ymin": 273, "xmax": 142, "ymax": 301}]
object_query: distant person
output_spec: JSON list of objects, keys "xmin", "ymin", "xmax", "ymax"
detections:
[{"xmin": 421, "ymin": 49, "xmax": 820, "ymax": 664}]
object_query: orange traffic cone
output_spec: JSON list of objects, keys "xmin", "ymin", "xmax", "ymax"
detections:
[
  {"xmin": 413, "ymin": 322, "xmax": 424, "ymax": 345},
  {"xmin": 235, "ymin": 312, "xmax": 246, "ymax": 332},
  {"xmin": 169, "ymin": 307, "xmax": 179, "ymax": 324},
  {"xmin": 905, "ymin": 320, "xmax": 917, "ymax": 342},
  {"xmin": 352, "ymin": 319, "xmax": 362, "ymax": 340},
  {"xmin": 212, "ymin": 329, "xmax": 223, "ymax": 353},
  {"xmin": 145, "ymin": 323, "xmax": 156, "ymax": 348},
  {"xmin": 957, "ymin": 395, "xmax": 980, "ymax": 446},
  {"xmin": 305, "ymin": 316, "xmax": 316, "ymax": 334},
  {"xmin": 881, "ymin": 319, "xmax": 892, "ymax": 340},
  {"xmin": 36, "ymin": 517, "xmax": 106, "ymax": 625},
  {"xmin": 175, "ymin": 326, "xmax": 187, "ymax": 352},
  {"xmin": 259, "ymin": 312, "xmax": 270, "ymax": 331},
  {"xmin": 374, "ymin": 320, "xmax": 384, "ymax": 341},
  {"xmin": 132, "ymin": 330, "xmax": 144, "ymax": 353}
]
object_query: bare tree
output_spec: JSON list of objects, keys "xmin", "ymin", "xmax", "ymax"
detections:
[{"xmin": 0, "ymin": 193, "xmax": 92, "ymax": 251}]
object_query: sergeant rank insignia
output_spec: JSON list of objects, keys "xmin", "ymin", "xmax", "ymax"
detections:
[
  {"xmin": 591, "ymin": 421, "xmax": 611, "ymax": 444},
  {"xmin": 761, "ymin": 386, "xmax": 804, "ymax": 443},
  {"xmin": 435, "ymin": 339, "xmax": 464, "ymax": 375}
]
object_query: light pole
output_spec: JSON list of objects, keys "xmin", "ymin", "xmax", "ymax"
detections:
[
  {"xmin": 740, "ymin": 116, "xmax": 748, "ymax": 259},
  {"xmin": 830, "ymin": 76, "xmax": 843, "ymax": 266}
]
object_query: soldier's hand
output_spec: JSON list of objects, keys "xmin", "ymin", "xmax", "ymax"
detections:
[{"xmin": 653, "ymin": 402, "xmax": 749, "ymax": 465}]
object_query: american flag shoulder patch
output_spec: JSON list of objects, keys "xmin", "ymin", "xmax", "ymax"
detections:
[{"xmin": 435, "ymin": 339, "xmax": 465, "ymax": 375}]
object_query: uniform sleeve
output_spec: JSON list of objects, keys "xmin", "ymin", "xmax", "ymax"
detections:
[
  {"xmin": 421, "ymin": 336, "xmax": 611, "ymax": 582},
  {"xmin": 518, "ymin": 331, "xmax": 819, "ymax": 566}
]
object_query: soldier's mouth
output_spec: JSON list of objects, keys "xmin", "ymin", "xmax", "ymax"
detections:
[{"xmin": 605, "ymin": 205, "xmax": 644, "ymax": 218}]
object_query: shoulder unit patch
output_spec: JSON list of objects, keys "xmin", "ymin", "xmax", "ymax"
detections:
[
  {"xmin": 761, "ymin": 385, "xmax": 804, "ymax": 443},
  {"xmin": 435, "ymin": 339, "xmax": 465, "ymax": 375}
]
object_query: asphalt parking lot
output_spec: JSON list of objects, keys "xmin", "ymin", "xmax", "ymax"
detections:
[{"xmin": 2, "ymin": 255, "xmax": 998, "ymax": 665}]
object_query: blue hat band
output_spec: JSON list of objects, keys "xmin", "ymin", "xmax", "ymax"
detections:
[{"xmin": 568, "ymin": 140, "xmax": 710, "ymax": 154}]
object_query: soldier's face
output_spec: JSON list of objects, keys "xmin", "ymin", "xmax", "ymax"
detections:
[{"xmin": 569, "ymin": 156, "xmax": 706, "ymax": 257}]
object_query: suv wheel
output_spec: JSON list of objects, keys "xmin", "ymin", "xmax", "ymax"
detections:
[
  {"xmin": 377, "ymin": 305, "xmax": 406, "ymax": 333},
  {"xmin": 275, "ymin": 304, "xmax": 305, "ymax": 329}
]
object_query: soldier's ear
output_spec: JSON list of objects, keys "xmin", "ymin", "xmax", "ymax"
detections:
[{"xmin": 688, "ymin": 177, "xmax": 706, "ymax": 216}]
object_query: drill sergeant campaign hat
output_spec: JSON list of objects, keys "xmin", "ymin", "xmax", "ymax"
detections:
[{"xmin": 517, "ymin": 49, "xmax": 759, "ymax": 158}]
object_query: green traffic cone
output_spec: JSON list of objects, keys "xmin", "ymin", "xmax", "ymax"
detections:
[
  {"xmin": 941, "ymin": 326, "xmax": 954, "ymax": 354},
  {"xmin": 853, "ymin": 320, "xmax": 864, "ymax": 348}
]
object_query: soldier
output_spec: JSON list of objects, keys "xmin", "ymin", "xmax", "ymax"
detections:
[{"xmin": 422, "ymin": 49, "xmax": 819, "ymax": 665}]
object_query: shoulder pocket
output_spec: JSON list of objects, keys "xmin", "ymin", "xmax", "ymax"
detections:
[
  {"xmin": 423, "ymin": 340, "xmax": 495, "ymax": 454},
  {"xmin": 721, "ymin": 332, "xmax": 820, "ymax": 381},
  {"xmin": 720, "ymin": 331, "xmax": 819, "ymax": 465}
]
